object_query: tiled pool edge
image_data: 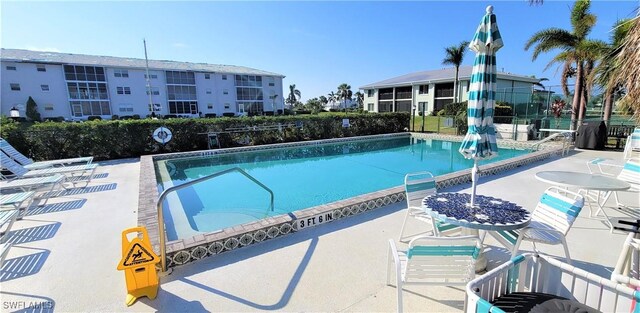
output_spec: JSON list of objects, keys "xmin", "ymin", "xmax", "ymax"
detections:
[{"xmin": 138, "ymin": 133, "xmax": 564, "ymax": 268}]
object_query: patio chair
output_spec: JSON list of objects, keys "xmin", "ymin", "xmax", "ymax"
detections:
[
  {"xmin": 587, "ymin": 158, "xmax": 639, "ymax": 209},
  {"xmin": 387, "ymin": 235, "xmax": 481, "ymax": 313},
  {"xmin": 0, "ymin": 138, "xmax": 93, "ymax": 170},
  {"xmin": 466, "ymin": 253, "xmax": 639, "ymax": 313},
  {"xmin": 0, "ymin": 174, "xmax": 66, "ymax": 206},
  {"xmin": 623, "ymin": 128, "xmax": 640, "ymax": 160},
  {"xmin": 490, "ymin": 187, "xmax": 584, "ymax": 264},
  {"xmin": 398, "ymin": 172, "xmax": 460, "ymax": 242},
  {"xmin": 1, "ymin": 151, "xmax": 98, "ymax": 188},
  {"xmin": 1, "ymin": 191, "xmax": 35, "ymax": 266}
]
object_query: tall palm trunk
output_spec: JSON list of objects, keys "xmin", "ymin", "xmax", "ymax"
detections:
[
  {"xmin": 453, "ymin": 66, "xmax": 459, "ymax": 103},
  {"xmin": 570, "ymin": 62, "xmax": 583, "ymax": 130},
  {"xmin": 603, "ymin": 90, "xmax": 613, "ymax": 126}
]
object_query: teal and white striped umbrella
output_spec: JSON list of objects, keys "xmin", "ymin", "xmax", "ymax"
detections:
[{"xmin": 459, "ymin": 5, "xmax": 503, "ymax": 206}]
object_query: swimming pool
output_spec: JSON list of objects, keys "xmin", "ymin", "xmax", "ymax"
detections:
[{"xmin": 155, "ymin": 136, "xmax": 529, "ymax": 241}]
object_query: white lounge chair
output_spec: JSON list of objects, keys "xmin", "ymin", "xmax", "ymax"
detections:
[
  {"xmin": 1, "ymin": 152, "xmax": 98, "ymax": 188},
  {"xmin": 623, "ymin": 128, "xmax": 640, "ymax": 160},
  {"xmin": 466, "ymin": 253, "xmax": 640, "ymax": 313},
  {"xmin": 0, "ymin": 138, "xmax": 93, "ymax": 170},
  {"xmin": 0, "ymin": 174, "xmax": 66, "ymax": 206},
  {"xmin": 398, "ymin": 172, "xmax": 460, "ymax": 242},
  {"xmin": 490, "ymin": 187, "xmax": 584, "ymax": 264},
  {"xmin": 1, "ymin": 191, "xmax": 35, "ymax": 267},
  {"xmin": 387, "ymin": 235, "xmax": 480, "ymax": 313}
]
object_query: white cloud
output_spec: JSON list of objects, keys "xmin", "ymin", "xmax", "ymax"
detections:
[{"xmin": 24, "ymin": 46, "xmax": 61, "ymax": 52}]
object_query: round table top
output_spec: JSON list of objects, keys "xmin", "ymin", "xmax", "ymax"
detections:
[
  {"xmin": 422, "ymin": 193, "xmax": 531, "ymax": 231},
  {"xmin": 535, "ymin": 171, "xmax": 631, "ymax": 191}
]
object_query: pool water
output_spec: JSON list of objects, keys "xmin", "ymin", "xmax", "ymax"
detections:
[{"xmin": 156, "ymin": 137, "xmax": 528, "ymax": 240}]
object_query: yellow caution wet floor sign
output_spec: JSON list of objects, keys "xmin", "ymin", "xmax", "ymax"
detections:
[{"xmin": 117, "ymin": 227, "xmax": 160, "ymax": 306}]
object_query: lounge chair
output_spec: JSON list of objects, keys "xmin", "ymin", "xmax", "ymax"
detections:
[
  {"xmin": 398, "ymin": 172, "xmax": 460, "ymax": 242},
  {"xmin": 387, "ymin": 235, "xmax": 481, "ymax": 313},
  {"xmin": 0, "ymin": 138, "xmax": 93, "ymax": 170},
  {"xmin": 623, "ymin": 128, "xmax": 640, "ymax": 160},
  {"xmin": 0, "ymin": 174, "xmax": 66, "ymax": 206},
  {"xmin": 467, "ymin": 253, "xmax": 639, "ymax": 313},
  {"xmin": 1, "ymin": 191, "xmax": 35, "ymax": 266},
  {"xmin": 1, "ymin": 152, "xmax": 98, "ymax": 188},
  {"xmin": 587, "ymin": 158, "xmax": 639, "ymax": 209},
  {"xmin": 490, "ymin": 187, "xmax": 584, "ymax": 264}
]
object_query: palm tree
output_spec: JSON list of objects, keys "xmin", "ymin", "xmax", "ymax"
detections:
[
  {"xmin": 286, "ymin": 84, "xmax": 301, "ymax": 108},
  {"xmin": 319, "ymin": 95, "xmax": 328, "ymax": 110},
  {"xmin": 442, "ymin": 41, "xmax": 469, "ymax": 103},
  {"xmin": 337, "ymin": 84, "xmax": 353, "ymax": 110},
  {"xmin": 327, "ymin": 91, "xmax": 337, "ymax": 109},
  {"xmin": 594, "ymin": 18, "xmax": 632, "ymax": 125},
  {"xmin": 616, "ymin": 15, "xmax": 640, "ymax": 121},
  {"xmin": 525, "ymin": 0, "xmax": 598, "ymax": 130},
  {"xmin": 354, "ymin": 91, "xmax": 364, "ymax": 109}
]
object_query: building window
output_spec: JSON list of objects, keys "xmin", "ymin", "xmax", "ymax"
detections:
[
  {"xmin": 268, "ymin": 77, "xmax": 275, "ymax": 87},
  {"xmin": 237, "ymin": 101, "xmax": 264, "ymax": 115},
  {"xmin": 117, "ymin": 87, "xmax": 131, "ymax": 95},
  {"xmin": 41, "ymin": 84, "xmax": 50, "ymax": 92},
  {"xmin": 10, "ymin": 83, "xmax": 20, "ymax": 91},
  {"xmin": 367, "ymin": 103, "xmax": 374, "ymax": 111},
  {"xmin": 234, "ymin": 75, "xmax": 262, "ymax": 87},
  {"xmin": 223, "ymin": 89, "xmax": 228, "ymax": 95},
  {"xmin": 69, "ymin": 100, "xmax": 111, "ymax": 117},
  {"xmin": 224, "ymin": 103, "xmax": 230, "ymax": 109},
  {"xmin": 114, "ymin": 69, "xmax": 129, "ymax": 78},
  {"xmin": 165, "ymin": 71, "xmax": 195, "ymax": 85},
  {"xmin": 64, "ymin": 65, "xmax": 106, "ymax": 82},
  {"xmin": 67, "ymin": 82, "xmax": 109, "ymax": 99},
  {"xmin": 6, "ymin": 66, "xmax": 16, "ymax": 71},
  {"xmin": 144, "ymin": 73, "xmax": 158, "ymax": 79},
  {"xmin": 418, "ymin": 102, "xmax": 428, "ymax": 113},
  {"xmin": 37, "ymin": 65, "xmax": 46, "ymax": 72},
  {"xmin": 236, "ymin": 87, "xmax": 263, "ymax": 101},
  {"xmin": 146, "ymin": 87, "xmax": 160, "ymax": 95},
  {"xmin": 206, "ymin": 89, "xmax": 212, "ymax": 94},
  {"xmin": 435, "ymin": 83, "xmax": 454, "ymax": 98},
  {"xmin": 222, "ymin": 74, "xmax": 227, "ymax": 80},
  {"xmin": 367, "ymin": 89, "xmax": 374, "ymax": 97},
  {"xmin": 148, "ymin": 103, "xmax": 161, "ymax": 112},
  {"xmin": 419, "ymin": 85, "xmax": 429, "ymax": 94},
  {"xmin": 168, "ymin": 101, "xmax": 198, "ymax": 114},
  {"xmin": 44, "ymin": 104, "xmax": 54, "ymax": 111},
  {"xmin": 204, "ymin": 73, "xmax": 210, "ymax": 79},
  {"xmin": 118, "ymin": 103, "xmax": 134, "ymax": 113},
  {"xmin": 207, "ymin": 103, "xmax": 213, "ymax": 109}
]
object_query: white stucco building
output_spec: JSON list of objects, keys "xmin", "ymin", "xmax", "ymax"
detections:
[
  {"xmin": 0, "ymin": 49, "xmax": 285, "ymax": 120},
  {"xmin": 360, "ymin": 66, "xmax": 540, "ymax": 115}
]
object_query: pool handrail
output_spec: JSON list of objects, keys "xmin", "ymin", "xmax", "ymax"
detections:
[
  {"xmin": 530, "ymin": 131, "xmax": 573, "ymax": 156},
  {"xmin": 156, "ymin": 166, "xmax": 275, "ymax": 274}
]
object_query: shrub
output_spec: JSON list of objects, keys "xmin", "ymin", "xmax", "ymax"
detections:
[
  {"xmin": 44, "ymin": 116, "xmax": 65, "ymax": 122},
  {"xmin": 87, "ymin": 116, "xmax": 102, "ymax": 121},
  {"xmin": 204, "ymin": 113, "xmax": 217, "ymax": 118},
  {"xmin": 132, "ymin": 114, "xmax": 141, "ymax": 120},
  {"xmin": 222, "ymin": 112, "xmax": 236, "ymax": 117},
  {"xmin": 494, "ymin": 105, "xmax": 514, "ymax": 124},
  {"xmin": 1, "ymin": 113, "xmax": 410, "ymax": 161},
  {"xmin": 111, "ymin": 115, "xmax": 120, "ymax": 120}
]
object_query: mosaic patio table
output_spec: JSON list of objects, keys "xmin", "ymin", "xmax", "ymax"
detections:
[
  {"xmin": 422, "ymin": 192, "xmax": 531, "ymax": 271},
  {"xmin": 535, "ymin": 171, "xmax": 630, "ymax": 233}
]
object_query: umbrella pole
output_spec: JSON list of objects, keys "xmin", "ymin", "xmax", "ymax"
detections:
[{"xmin": 471, "ymin": 160, "xmax": 479, "ymax": 207}]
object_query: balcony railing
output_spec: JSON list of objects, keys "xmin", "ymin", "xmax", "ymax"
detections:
[{"xmin": 395, "ymin": 92, "xmax": 412, "ymax": 99}]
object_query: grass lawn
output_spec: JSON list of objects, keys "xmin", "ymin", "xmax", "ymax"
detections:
[{"xmin": 409, "ymin": 116, "xmax": 458, "ymax": 135}]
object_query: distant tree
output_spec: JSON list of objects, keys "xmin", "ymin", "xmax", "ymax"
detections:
[
  {"xmin": 442, "ymin": 41, "xmax": 470, "ymax": 103},
  {"xmin": 25, "ymin": 96, "xmax": 41, "ymax": 121},
  {"xmin": 293, "ymin": 101, "xmax": 305, "ymax": 110},
  {"xmin": 305, "ymin": 98, "xmax": 324, "ymax": 113},
  {"xmin": 286, "ymin": 84, "xmax": 301, "ymax": 108},
  {"xmin": 616, "ymin": 14, "xmax": 640, "ymax": 121},
  {"xmin": 327, "ymin": 91, "xmax": 337, "ymax": 109},
  {"xmin": 319, "ymin": 95, "xmax": 328, "ymax": 109},
  {"xmin": 354, "ymin": 91, "xmax": 364, "ymax": 109},
  {"xmin": 337, "ymin": 83, "xmax": 353, "ymax": 110}
]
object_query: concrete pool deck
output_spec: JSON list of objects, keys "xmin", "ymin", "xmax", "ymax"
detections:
[{"xmin": 1, "ymin": 149, "xmax": 638, "ymax": 312}]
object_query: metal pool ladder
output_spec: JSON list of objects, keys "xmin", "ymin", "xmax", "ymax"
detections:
[{"xmin": 156, "ymin": 167, "xmax": 275, "ymax": 274}]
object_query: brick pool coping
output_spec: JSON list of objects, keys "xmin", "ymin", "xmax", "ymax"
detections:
[{"xmin": 138, "ymin": 132, "xmax": 565, "ymax": 268}]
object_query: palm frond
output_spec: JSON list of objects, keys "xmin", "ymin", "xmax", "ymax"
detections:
[{"xmin": 525, "ymin": 28, "xmax": 576, "ymax": 60}]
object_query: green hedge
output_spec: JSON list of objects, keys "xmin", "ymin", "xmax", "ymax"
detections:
[{"xmin": 1, "ymin": 113, "xmax": 410, "ymax": 161}]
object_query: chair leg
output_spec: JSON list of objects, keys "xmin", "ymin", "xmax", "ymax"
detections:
[
  {"xmin": 398, "ymin": 209, "xmax": 411, "ymax": 242},
  {"xmin": 561, "ymin": 237, "xmax": 572, "ymax": 264},
  {"xmin": 511, "ymin": 236, "xmax": 524, "ymax": 258},
  {"xmin": 396, "ymin": 280, "xmax": 404, "ymax": 313}
]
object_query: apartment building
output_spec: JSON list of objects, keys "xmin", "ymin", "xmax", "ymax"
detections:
[
  {"xmin": 0, "ymin": 49, "xmax": 285, "ymax": 120},
  {"xmin": 360, "ymin": 66, "xmax": 540, "ymax": 115}
]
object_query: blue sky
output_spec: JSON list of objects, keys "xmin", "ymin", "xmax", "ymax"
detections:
[{"xmin": 2, "ymin": 1, "xmax": 637, "ymax": 101}]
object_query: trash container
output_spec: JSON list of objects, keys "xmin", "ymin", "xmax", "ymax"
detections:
[
  {"xmin": 528, "ymin": 119, "xmax": 542, "ymax": 140},
  {"xmin": 575, "ymin": 121, "xmax": 607, "ymax": 150}
]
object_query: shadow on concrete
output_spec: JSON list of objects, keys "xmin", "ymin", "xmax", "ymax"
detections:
[
  {"xmin": 400, "ymin": 286, "xmax": 465, "ymax": 311},
  {"xmin": 26, "ymin": 199, "xmax": 86, "ymax": 216},
  {"xmin": 6, "ymin": 222, "xmax": 61, "ymax": 245},
  {"xmin": 0, "ymin": 291, "xmax": 55, "ymax": 313},
  {"xmin": 96, "ymin": 158, "xmax": 139, "ymax": 166},
  {"xmin": 139, "ymin": 289, "xmax": 209, "ymax": 313},
  {"xmin": 92, "ymin": 173, "xmax": 109, "ymax": 179},
  {"xmin": 0, "ymin": 247, "xmax": 50, "ymax": 282}
]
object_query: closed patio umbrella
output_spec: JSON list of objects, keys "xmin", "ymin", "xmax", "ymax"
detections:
[{"xmin": 459, "ymin": 5, "xmax": 503, "ymax": 206}]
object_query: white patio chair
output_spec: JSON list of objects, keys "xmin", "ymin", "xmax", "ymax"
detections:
[
  {"xmin": 387, "ymin": 235, "xmax": 480, "ymax": 313},
  {"xmin": 398, "ymin": 172, "xmax": 460, "ymax": 242},
  {"xmin": 1, "ymin": 151, "xmax": 98, "ymax": 188},
  {"xmin": 0, "ymin": 191, "xmax": 35, "ymax": 266},
  {"xmin": 623, "ymin": 128, "xmax": 640, "ymax": 160},
  {"xmin": 587, "ymin": 158, "xmax": 639, "ymax": 209},
  {"xmin": 490, "ymin": 187, "xmax": 584, "ymax": 264},
  {"xmin": 0, "ymin": 138, "xmax": 93, "ymax": 170}
]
